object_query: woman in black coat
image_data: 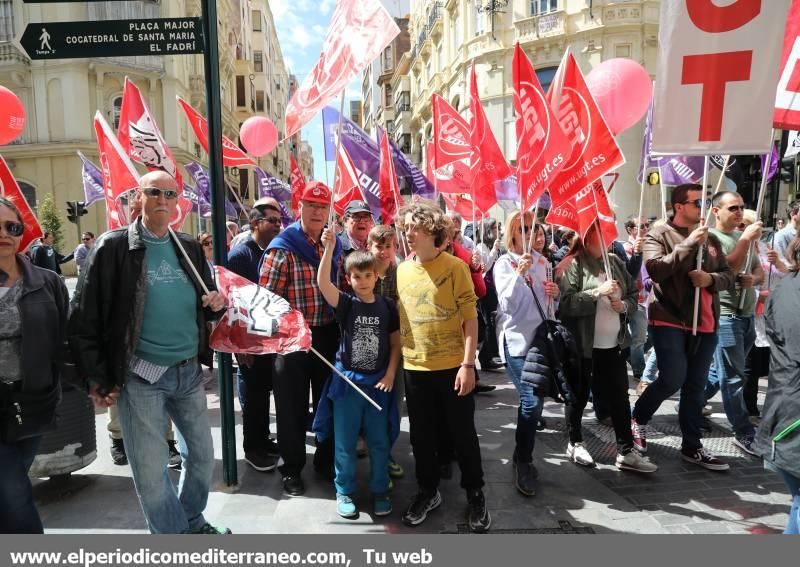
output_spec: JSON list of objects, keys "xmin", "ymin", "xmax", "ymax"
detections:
[
  {"xmin": 0, "ymin": 196, "xmax": 69, "ymax": 533},
  {"xmin": 755, "ymin": 236, "xmax": 800, "ymax": 535}
]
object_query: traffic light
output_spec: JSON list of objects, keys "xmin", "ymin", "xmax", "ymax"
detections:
[
  {"xmin": 780, "ymin": 158, "xmax": 796, "ymax": 185},
  {"xmin": 66, "ymin": 201, "xmax": 88, "ymax": 224}
]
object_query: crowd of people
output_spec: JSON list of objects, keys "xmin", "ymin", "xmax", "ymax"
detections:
[{"xmin": 1, "ymin": 176, "xmax": 799, "ymax": 535}]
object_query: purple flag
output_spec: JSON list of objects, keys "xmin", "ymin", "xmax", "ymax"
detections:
[
  {"xmin": 183, "ymin": 183, "xmax": 211, "ymax": 217},
  {"xmin": 253, "ymin": 167, "xmax": 294, "ymax": 227},
  {"xmin": 760, "ymin": 145, "xmax": 779, "ymax": 182},
  {"xmin": 184, "ymin": 161, "xmax": 238, "ymax": 219},
  {"xmin": 79, "ymin": 152, "xmax": 105, "ymax": 207}
]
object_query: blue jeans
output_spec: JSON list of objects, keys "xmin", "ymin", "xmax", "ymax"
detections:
[
  {"xmin": 633, "ymin": 326, "xmax": 718, "ymax": 451},
  {"xmin": 776, "ymin": 467, "xmax": 800, "ymax": 535},
  {"xmin": 504, "ymin": 342, "xmax": 543, "ymax": 464},
  {"xmin": 641, "ymin": 350, "xmax": 658, "ymax": 385},
  {"xmin": 332, "ymin": 387, "xmax": 390, "ymax": 495},
  {"xmin": 118, "ymin": 359, "xmax": 214, "ymax": 534},
  {"xmin": 628, "ymin": 305, "xmax": 649, "ymax": 378},
  {"xmin": 704, "ymin": 315, "xmax": 756, "ymax": 438},
  {"xmin": 0, "ymin": 435, "xmax": 43, "ymax": 533}
]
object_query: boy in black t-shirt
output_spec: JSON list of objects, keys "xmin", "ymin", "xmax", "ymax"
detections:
[{"xmin": 317, "ymin": 227, "xmax": 401, "ymax": 519}]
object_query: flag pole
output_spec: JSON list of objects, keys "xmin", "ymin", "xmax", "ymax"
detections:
[
  {"xmin": 692, "ymin": 156, "xmax": 711, "ymax": 336},
  {"xmin": 636, "ymin": 164, "xmax": 647, "ymax": 227},
  {"xmin": 309, "ymin": 347, "xmax": 382, "ymax": 411},
  {"xmin": 329, "ymin": 91, "xmax": 347, "ymax": 228},
  {"xmin": 705, "ymin": 154, "xmax": 731, "ymax": 226},
  {"xmin": 737, "ymin": 132, "xmax": 775, "ymax": 311},
  {"xmin": 657, "ymin": 164, "xmax": 667, "ymax": 219},
  {"xmin": 528, "ymin": 204, "xmax": 540, "ymax": 252},
  {"xmin": 590, "ymin": 189, "xmax": 612, "ymax": 277}
]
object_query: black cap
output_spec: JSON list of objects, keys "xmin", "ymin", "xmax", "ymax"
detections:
[{"xmin": 344, "ymin": 200, "xmax": 372, "ymax": 217}]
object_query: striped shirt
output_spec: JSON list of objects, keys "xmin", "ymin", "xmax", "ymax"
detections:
[{"xmin": 259, "ymin": 233, "xmax": 342, "ymax": 328}]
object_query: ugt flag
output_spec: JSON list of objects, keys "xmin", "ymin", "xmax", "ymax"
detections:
[
  {"xmin": 774, "ymin": 0, "xmax": 800, "ymax": 130},
  {"xmin": 177, "ymin": 97, "xmax": 256, "ymax": 168},
  {"xmin": 469, "ymin": 62, "xmax": 512, "ymax": 195},
  {"xmin": 284, "ymin": 0, "xmax": 400, "ymax": 140},
  {"xmin": 209, "ymin": 266, "xmax": 312, "ymax": 355},
  {"xmin": 432, "ymin": 93, "xmax": 471, "ymax": 170}
]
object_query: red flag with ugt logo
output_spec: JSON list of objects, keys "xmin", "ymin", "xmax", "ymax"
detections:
[
  {"xmin": 210, "ymin": 266, "xmax": 312, "ymax": 355},
  {"xmin": 432, "ymin": 94, "xmax": 471, "ymax": 170},
  {"xmin": 441, "ymin": 193, "xmax": 490, "ymax": 222},
  {"xmin": 285, "ymin": 0, "xmax": 400, "ymax": 140},
  {"xmin": 289, "ymin": 154, "xmax": 305, "ymax": 218},
  {"xmin": 774, "ymin": 0, "xmax": 800, "ymax": 130},
  {"xmin": 94, "ymin": 111, "xmax": 138, "ymax": 230},
  {"xmin": 333, "ymin": 143, "xmax": 364, "ymax": 216},
  {"xmin": 545, "ymin": 53, "xmax": 624, "ymax": 208},
  {"xmin": 469, "ymin": 62, "xmax": 512, "ymax": 196},
  {"xmin": 177, "ymin": 97, "xmax": 256, "ymax": 168},
  {"xmin": 545, "ymin": 197, "xmax": 579, "ymax": 234},
  {"xmin": 426, "ymin": 141, "xmax": 472, "ymax": 194},
  {"xmin": 575, "ymin": 181, "xmax": 618, "ymax": 247},
  {"xmin": 378, "ymin": 128, "xmax": 402, "ymax": 224},
  {"xmin": 0, "ymin": 155, "xmax": 43, "ymax": 252},
  {"xmin": 513, "ymin": 43, "xmax": 571, "ymax": 210}
]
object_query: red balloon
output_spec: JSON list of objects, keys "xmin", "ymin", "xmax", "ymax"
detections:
[
  {"xmin": 240, "ymin": 116, "xmax": 278, "ymax": 157},
  {"xmin": 585, "ymin": 58, "xmax": 652, "ymax": 136},
  {"xmin": 0, "ymin": 86, "xmax": 25, "ymax": 146}
]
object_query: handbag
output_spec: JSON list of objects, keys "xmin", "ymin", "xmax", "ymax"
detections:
[{"xmin": 0, "ymin": 382, "xmax": 60, "ymax": 443}]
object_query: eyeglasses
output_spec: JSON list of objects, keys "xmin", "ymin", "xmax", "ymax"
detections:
[
  {"xmin": 680, "ymin": 199, "xmax": 709, "ymax": 209},
  {"xmin": 259, "ymin": 217, "xmax": 282, "ymax": 225},
  {"xmin": 81, "ymin": 237, "xmax": 91, "ymax": 242},
  {"xmin": 725, "ymin": 205, "xmax": 745, "ymax": 213},
  {"xmin": 0, "ymin": 221, "xmax": 24, "ymax": 237},
  {"xmin": 142, "ymin": 187, "xmax": 179, "ymax": 200}
]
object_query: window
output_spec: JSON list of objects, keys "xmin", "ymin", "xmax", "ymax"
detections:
[
  {"xmin": 254, "ymin": 51, "xmax": 263, "ymax": 73},
  {"xmin": 382, "ymin": 46, "xmax": 393, "ymax": 72},
  {"xmin": 385, "ymin": 84, "xmax": 392, "ymax": 106},
  {"xmin": 18, "ymin": 182, "xmax": 36, "ymax": 211},
  {"xmin": 277, "ymin": 102, "xmax": 282, "ymax": 118},
  {"xmin": 252, "ymin": 10, "xmax": 262, "ymax": 31},
  {"xmin": 111, "ymin": 95, "xmax": 123, "ymax": 129},
  {"xmin": 256, "ymin": 90, "xmax": 264, "ymax": 112},
  {"xmin": 615, "ymin": 44, "xmax": 632, "ymax": 58},
  {"xmin": 474, "ymin": 5, "xmax": 484, "ymax": 36},
  {"xmin": 530, "ymin": 0, "xmax": 558, "ymax": 16},
  {"xmin": 454, "ymin": 10, "xmax": 463, "ymax": 53},
  {"xmin": 0, "ymin": 0, "xmax": 14, "ymax": 42},
  {"xmin": 236, "ymin": 76, "xmax": 246, "ymax": 107},
  {"xmin": 535, "ymin": 66, "xmax": 558, "ymax": 92}
]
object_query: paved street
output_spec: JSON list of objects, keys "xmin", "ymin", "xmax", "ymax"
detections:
[{"xmin": 33, "ymin": 347, "xmax": 791, "ymax": 534}]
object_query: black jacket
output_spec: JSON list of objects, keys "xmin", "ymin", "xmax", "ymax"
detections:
[
  {"xmin": 68, "ymin": 221, "xmax": 218, "ymax": 391},
  {"xmin": 520, "ymin": 319, "xmax": 579, "ymax": 405},
  {"xmin": 754, "ymin": 271, "xmax": 800, "ymax": 479}
]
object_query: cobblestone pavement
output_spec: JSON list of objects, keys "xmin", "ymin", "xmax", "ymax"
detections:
[{"xmin": 33, "ymin": 361, "xmax": 790, "ymax": 534}]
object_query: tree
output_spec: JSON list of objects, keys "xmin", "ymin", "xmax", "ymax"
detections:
[{"xmin": 37, "ymin": 192, "xmax": 65, "ymax": 251}]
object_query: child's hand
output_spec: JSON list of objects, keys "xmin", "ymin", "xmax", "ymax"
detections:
[
  {"xmin": 375, "ymin": 373, "xmax": 395, "ymax": 392},
  {"xmin": 321, "ymin": 227, "xmax": 336, "ymax": 248},
  {"xmin": 454, "ymin": 366, "xmax": 475, "ymax": 396}
]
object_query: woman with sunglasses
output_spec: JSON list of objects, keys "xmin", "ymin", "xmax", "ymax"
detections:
[
  {"xmin": 0, "ymin": 196, "xmax": 69, "ymax": 533},
  {"xmin": 494, "ymin": 212, "xmax": 560, "ymax": 496},
  {"xmin": 198, "ymin": 232, "xmax": 214, "ymax": 271}
]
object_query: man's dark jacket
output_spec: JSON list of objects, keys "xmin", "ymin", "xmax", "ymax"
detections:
[{"xmin": 68, "ymin": 221, "xmax": 218, "ymax": 392}]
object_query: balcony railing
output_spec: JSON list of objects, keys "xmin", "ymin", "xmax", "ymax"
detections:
[{"xmin": 515, "ymin": 10, "xmax": 566, "ymax": 42}]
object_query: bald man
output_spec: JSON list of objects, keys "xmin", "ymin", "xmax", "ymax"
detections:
[{"xmin": 69, "ymin": 171, "xmax": 229, "ymax": 534}]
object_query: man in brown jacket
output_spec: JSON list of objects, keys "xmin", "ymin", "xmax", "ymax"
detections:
[{"xmin": 630, "ymin": 184, "xmax": 735, "ymax": 471}]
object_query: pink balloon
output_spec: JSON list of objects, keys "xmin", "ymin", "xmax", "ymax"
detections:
[
  {"xmin": 585, "ymin": 58, "xmax": 652, "ymax": 136},
  {"xmin": 240, "ymin": 116, "xmax": 278, "ymax": 157},
  {"xmin": 0, "ymin": 86, "xmax": 26, "ymax": 146}
]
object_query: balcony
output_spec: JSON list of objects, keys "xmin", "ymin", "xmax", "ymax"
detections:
[
  {"xmin": 515, "ymin": 10, "xmax": 566, "ymax": 44},
  {"xmin": 428, "ymin": 2, "xmax": 443, "ymax": 40}
]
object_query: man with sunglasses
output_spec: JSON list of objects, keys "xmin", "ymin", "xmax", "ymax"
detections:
[
  {"xmin": 704, "ymin": 191, "xmax": 764, "ymax": 456},
  {"xmin": 339, "ymin": 200, "xmax": 375, "ymax": 256},
  {"xmin": 73, "ymin": 232, "xmax": 95, "ymax": 276},
  {"xmin": 631, "ymin": 184, "xmax": 736, "ymax": 471},
  {"xmin": 69, "ymin": 171, "xmax": 229, "ymax": 534},
  {"xmin": 228, "ymin": 198, "xmax": 283, "ymax": 472}
]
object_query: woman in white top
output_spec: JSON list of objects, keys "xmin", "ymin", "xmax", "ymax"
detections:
[{"xmin": 494, "ymin": 212, "xmax": 558, "ymax": 497}]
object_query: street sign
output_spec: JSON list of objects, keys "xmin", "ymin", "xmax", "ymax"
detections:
[{"xmin": 20, "ymin": 18, "xmax": 204, "ymax": 60}]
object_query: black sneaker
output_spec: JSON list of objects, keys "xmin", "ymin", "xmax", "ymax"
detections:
[
  {"xmin": 681, "ymin": 447, "xmax": 730, "ymax": 471},
  {"xmin": 733, "ymin": 434, "xmax": 758, "ymax": 457},
  {"xmin": 467, "ymin": 489, "xmax": 491, "ymax": 533},
  {"xmin": 513, "ymin": 462, "xmax": 538, "ymax": 497},
  {"xmin": 192, "ymin": 522, "xmax": 232, "ymax": 534},
  {"xmin": 168, "ymin": 440, "xmax": 182, "ymax": 470},
  {"xmin": 245, "ymin": 451, "xmax": 278, "ymax": 472},
  {"xmin": 282, "ymin": 475, "xmax": 305, "ymax": 496},
  {"xmin": 110, "ymin": 437, "xmax": 127, "ymax": 466},
  {"xmin": 536, "ymin": 417, "xmax": 547, "ymax": 431},
  {"xmin": 474, "ymin": 384, "xmax": 496, "ymax": 394},
  {"xmin": 265, "ymin": 437, "xmax": 280, "ymax": 457},
  {"xmin": 402, "ymin": 490, "xmax": 442, "ymax": 526}
]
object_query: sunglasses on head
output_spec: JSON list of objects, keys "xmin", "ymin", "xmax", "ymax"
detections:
[
  {"xmin": 142, "ymin": 187, "xmax": 179, "ymax": 200},
  {"xmin": 0, "ymin": 221, "xmax": 24, "ymax": 237}
]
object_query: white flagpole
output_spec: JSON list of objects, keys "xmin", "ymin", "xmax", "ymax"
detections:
[
  {"xmin": 692, "ymin": 156, "xmax": 711, "ymax": 336},
  {"xmin": 657, "ymin": 164, "xmax": 667, "ymax": 219},
  {"xmin": 329, "ymin": 90, "xmax": 347, "ymax": 229},
  {"xmin": 705, "ymin": 154, "xmax": 731, "ymax": 226},
  {"xmin": 528, "ymin": 204, "xmax": 540, "ymax": 252},
  {"xmin": 310, "ymin": 347, "xmax": 382, "ymax": 411},
  {"xmin": 637, "ymin": 166, "xmax": 647, "ymax": 227}
]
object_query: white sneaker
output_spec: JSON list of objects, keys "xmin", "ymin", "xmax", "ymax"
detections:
[
  {"xmin": 566, "ymin": 442, "xmax": 595, "ymax": 467},
  {"xmin": 616, "ymin": 450, "xmax": 658, "ymax": 473}
]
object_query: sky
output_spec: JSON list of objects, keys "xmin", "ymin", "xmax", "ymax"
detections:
[{"xmin": 269, "ymin": 0, "xmax": 363, "ymax": 183}]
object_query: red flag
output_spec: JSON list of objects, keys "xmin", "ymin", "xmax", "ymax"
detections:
[
  {"xmin": 545, "ymin": 53, "xmax": 625, "ymax": 208},
  {"xmin": 774, "ymin": 0, "xmax": 800, "ymax": 130},
  {"xmin": 0, "ymin": 155, "xmax": 43, "ymax": 252},
  {"xmin": 209, "ymin": 266, "xmax": 312, "ymax": 355},
  {"xmin": 575, "ymin": 181, "xmax": 618, "ymax": 246},
  {"xmin": 94, "ymin": 111, "xmax": 140, "ymax": 201},
  {"xmin": 333, "ymin": 144, "xmax": 364, "ymax": 216},
  {"xmin": 426, "ymin": 141, "xmax": 473, "ymax": 194},
  {"xmin": 378, "ymin": 128, "xmax": 402, "ymax": 224},
  {"xmin": 545, "ymin": 197, "xmax": 579, "ymax": 234},
  {"xmin": 513, "ymin": 43, "xmax": 571, "ymax": 210},
  {"xmin": 432, "ymin": 94, "xmax": 471, "ymax": 170},
  {"xmin": 177, "ymin": 97, "xmax": 256, "ymax": 168},
  {"xmin": 119, "ymin": 79, "xmax": 190, "ymax": 230},
  {"xmin": 441, "ymin": 193, "xmax": 488, "ymax": 222},
  {"xmin": 289, "ymin": 154, "xmax": 305, "ymax": 218},
  {"xmin": 285, "ymin": 0, "xmax": 400, "ymax": 140},
  {"xmin": 469, "ymin": 62, "xmax": 511, "ymax": 198}
]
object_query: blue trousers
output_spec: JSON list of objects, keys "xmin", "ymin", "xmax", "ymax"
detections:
[
  {"xmin": 777, "ymin": 467, "xmax": 800, "ymax": 535},
  {"xmin": 333, "ymin": 387, "xmax": 391, "ymax": 496},
  {"xmin": 0, "ymin": 435, "xmax": 43, "ymax": 533},
  {"xmin": 504, "ymin": 341, "xmax": 543, "ymax": 464}
]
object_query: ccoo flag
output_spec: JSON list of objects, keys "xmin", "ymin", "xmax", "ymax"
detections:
[{"xmin": 78, "ymin": 151, "xmax": 105, "ymax": 207}]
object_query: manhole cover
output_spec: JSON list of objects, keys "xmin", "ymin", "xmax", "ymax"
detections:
[{"xmin": 448, "ymin": 520, "xmax": 594, "ymax": 534}]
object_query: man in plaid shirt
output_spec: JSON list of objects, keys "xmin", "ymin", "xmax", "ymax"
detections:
[{"xmin": 259, "ymin": 181, "xmax": 343, "ymax": 497}]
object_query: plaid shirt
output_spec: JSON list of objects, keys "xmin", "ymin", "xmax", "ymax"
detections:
[
  {"xmin": 374, "ymin": 263, "xmax": 398, "ymax": 302},
  {"xmin": 259, "ymin": 233, "xmax": 342, "ymax": 328}
]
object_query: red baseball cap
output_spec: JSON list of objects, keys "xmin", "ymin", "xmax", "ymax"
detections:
[{"xmin": 300, "ymin": 181, "xmax": 331, "ymax": 205}]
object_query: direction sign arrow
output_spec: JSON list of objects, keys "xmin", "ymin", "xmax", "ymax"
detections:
[{"xmin": 20, "ymin": 18, "xmax": 204, "ymax": 60}]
